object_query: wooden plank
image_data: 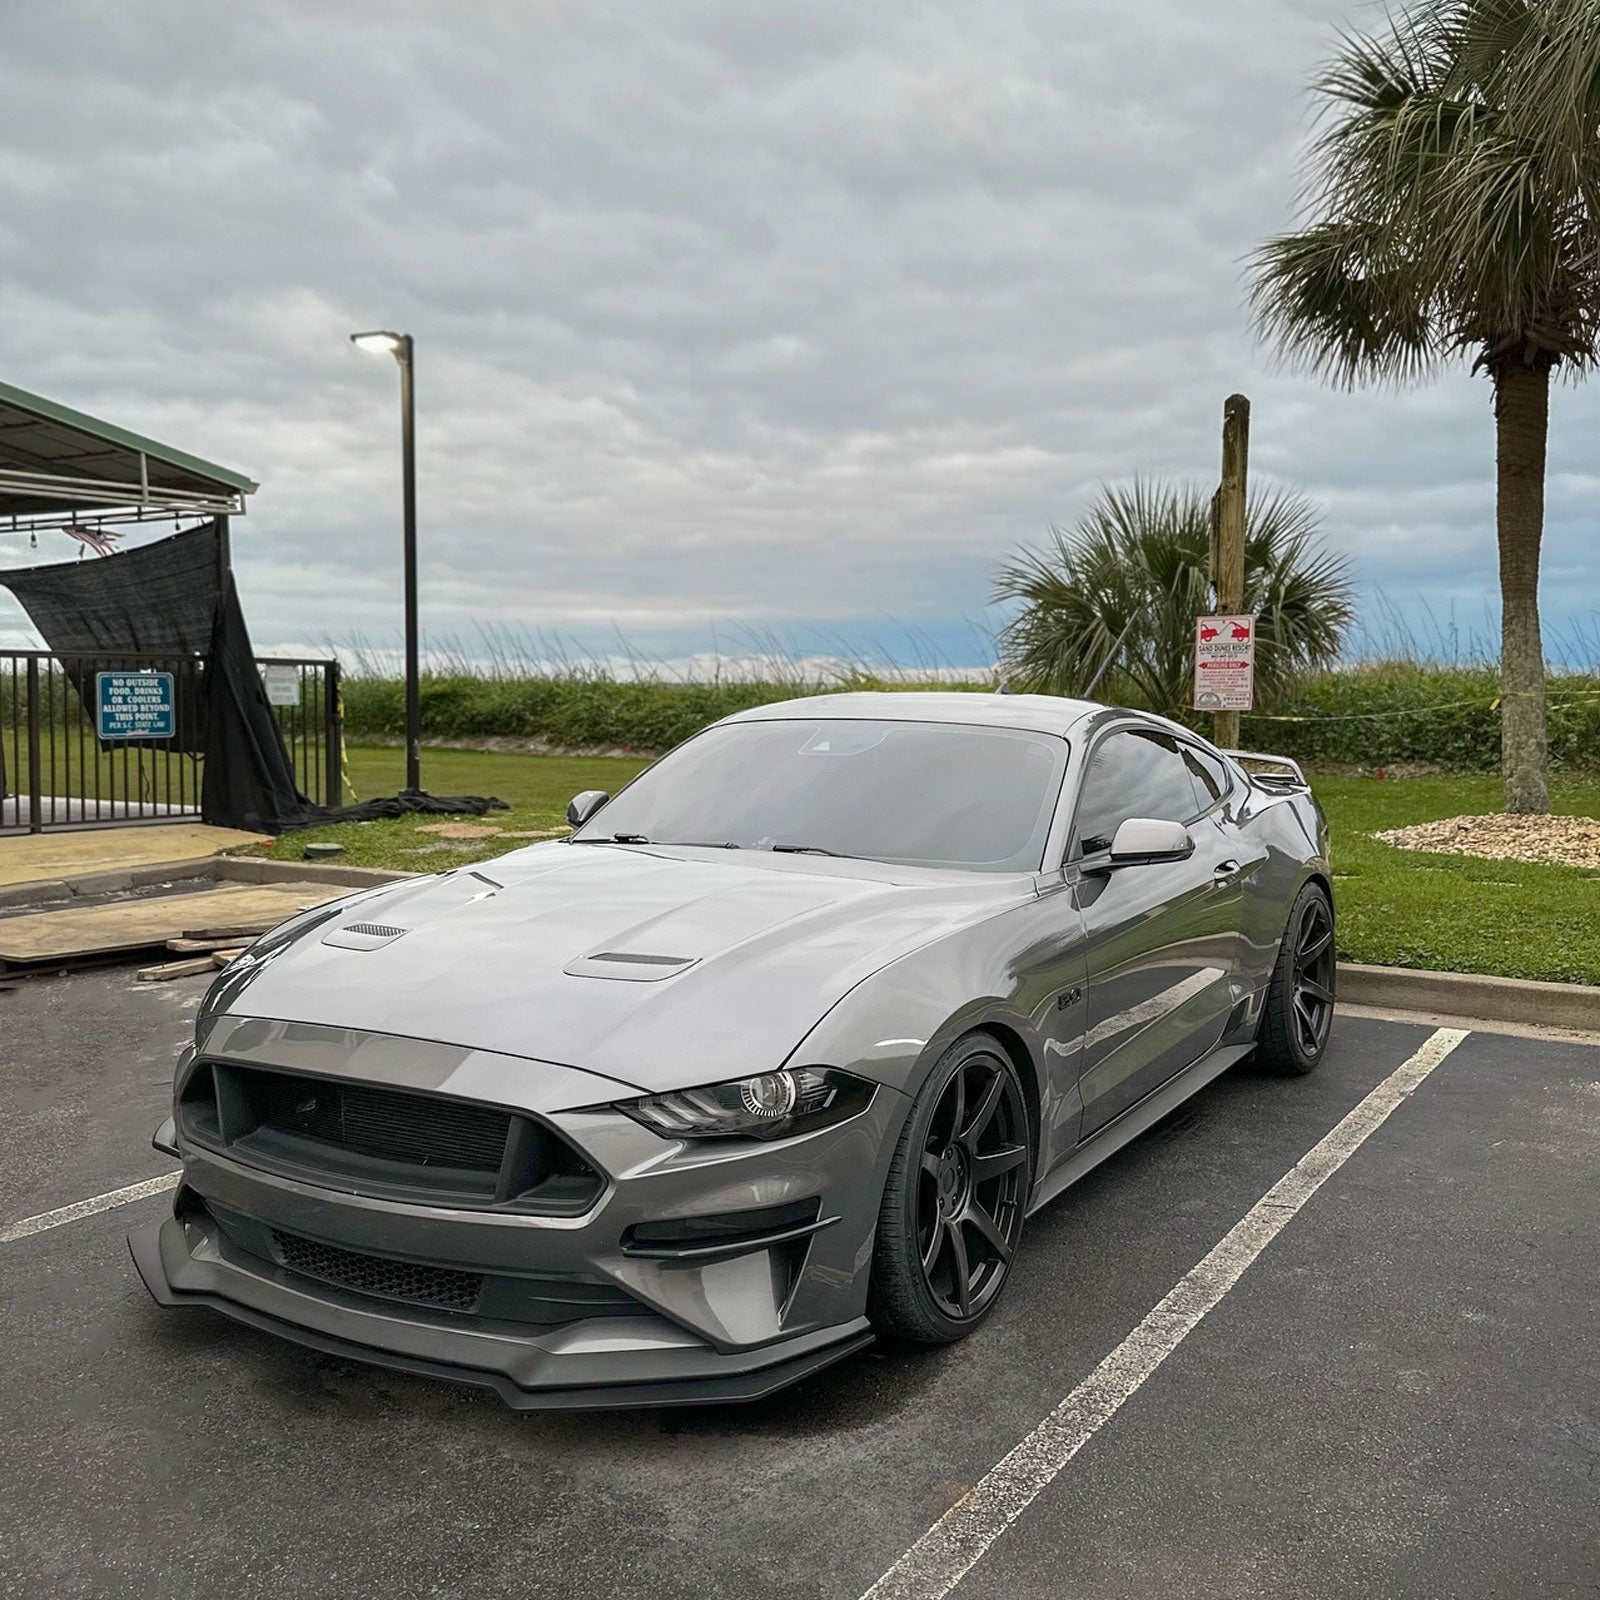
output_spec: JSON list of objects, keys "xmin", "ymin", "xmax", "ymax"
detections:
[
  {"xmin": 1211, "ymin": 392, "xmax": 1250, "ymax": 752},
  {"xmin": 212, "ymin": 949, "xmax": 243, "ymax": 969},
  {"xmin": 0, "ymin": 883, "xmax": 342, "ymax": 966},
  {"xmin": 165, "ymin": 936, "xmax": 255, "ymax": 955},
  {"xmin": 139, "ymin": 956, "xmax": 220, "ymax": 982},
  {"xmin": 181, "ymin": 923, "xmax": 279, "ymax": 941}
]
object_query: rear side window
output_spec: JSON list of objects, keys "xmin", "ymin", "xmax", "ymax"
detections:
[
  {"xmin": 1071, "ymin": 729, "xmax": 1199, "ymax": 858},
  {"xmin": 1181, "ymin": 745, "xmax": 1230, "ymax": 812}
]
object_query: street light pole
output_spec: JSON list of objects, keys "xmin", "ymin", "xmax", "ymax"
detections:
[
  {"xmin": 397, "ymin": 335, "xmax": 420, "ymax": 792},
  {"xmin": 351, "ymin": 330, "xmax": 421, "ymax": 792}
]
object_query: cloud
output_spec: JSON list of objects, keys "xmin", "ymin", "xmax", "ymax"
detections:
[{"xmin": 2, "ymin": 0, "xmax": 1596, "ymax": 665}]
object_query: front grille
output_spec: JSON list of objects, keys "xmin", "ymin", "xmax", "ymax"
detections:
[
  {"xmin": 179, "ymin": 1063, "xmax": 605, "ymax": 1215},
  {"xmin": 265, "ymin": 1078, "xmax": 509, "ymax": 1172},
  {"xmin": 272, "ymin": 1229, "xmax": 483, "ymax": 1311}
]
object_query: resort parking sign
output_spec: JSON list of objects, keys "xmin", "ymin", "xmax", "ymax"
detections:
[
  {"xmin": 1193, "ymin": 614, "xmax": 1256, "ymax": 712},
  {"xmin": 95, "ymin": 670, "xmax": 176, "ymax": 740}
]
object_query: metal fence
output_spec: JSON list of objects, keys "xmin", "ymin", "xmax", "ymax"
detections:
[{"xmin": 0, "ymin": 650, "xmax": 341, "ymax": 834}]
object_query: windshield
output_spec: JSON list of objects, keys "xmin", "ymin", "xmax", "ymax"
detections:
[{"xmin": 573, "ymin": 718, "xmax": 1068, "ymax": 873}]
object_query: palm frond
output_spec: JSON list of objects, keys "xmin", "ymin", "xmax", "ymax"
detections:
[
  {"xmin": 995, "ymin": 480, "xmax": 1353, "ymax": 719},
  {"xmin": 1251, "ymin": 0, "xmax": 1600, "ymax": 380}
]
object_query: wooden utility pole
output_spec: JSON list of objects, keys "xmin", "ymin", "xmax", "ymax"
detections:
[{"xmin": 1212, "ymin": 393, "xmax": 1250, "ymax": 750}]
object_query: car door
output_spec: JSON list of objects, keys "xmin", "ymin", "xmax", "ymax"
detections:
[{"xmin": 1068, "ymin": 725, "xmax": 1242, "ymax": 1139}]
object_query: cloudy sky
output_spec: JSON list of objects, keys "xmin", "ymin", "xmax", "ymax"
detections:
[{"xmin": 2, "ymin": 0, "xmax": 1597, "ymax": 669}]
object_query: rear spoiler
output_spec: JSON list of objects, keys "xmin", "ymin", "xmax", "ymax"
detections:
[{"xmin": 1219, "ymin": 749, "xmax": 1308, "ymax": 789}]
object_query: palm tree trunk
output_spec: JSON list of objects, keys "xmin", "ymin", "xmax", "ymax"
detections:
[{"xmin": 1492, "ymin": 358, "xmax": 1551, "ymax": 815}]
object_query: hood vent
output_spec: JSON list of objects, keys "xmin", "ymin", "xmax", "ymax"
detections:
[
  {"xmin": 564, "ymin": 950, "xmax": 698, "ymax": 983},
  {"xmin": 322, "ymin": 922, "xmax": 409, "ymax": 951}
]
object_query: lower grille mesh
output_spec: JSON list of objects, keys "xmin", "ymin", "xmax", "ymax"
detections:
[{"xmin": 272, "ymin": 1229, "xmax": 483, "ymax": 1312}]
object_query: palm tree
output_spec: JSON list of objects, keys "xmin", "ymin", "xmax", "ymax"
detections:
[
  {"xmin": 1250, "ymin": 0, "xmax": 1600, "ymax": 814},
  {"xmin": 994, "ymin": 479, "xmax": 1353, "ymax": 719}
]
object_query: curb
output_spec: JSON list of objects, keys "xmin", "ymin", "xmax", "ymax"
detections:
[
  {"xmin": 208, "ymin": 857, "xmax": 413, "ymax": 890},
  {"xmin": 0, "ymin": 855, "xmax": 412, "ymax": 911},
  {"xmin": 0, "ymin": 856, "xmax": 221, "ymax": 910},
  {"xmin": 1338, "ymin": 961, "xmax": 1600, "ymax": 1033}
]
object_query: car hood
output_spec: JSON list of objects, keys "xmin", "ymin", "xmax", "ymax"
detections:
[{"xmin": 213, "ymin": 842, "xmax": 1028, "ymax": 1092}]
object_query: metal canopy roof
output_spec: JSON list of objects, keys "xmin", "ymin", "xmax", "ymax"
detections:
[{"xmin": 0, "ymin": 377, "xmax": 256, "ymax": 531}]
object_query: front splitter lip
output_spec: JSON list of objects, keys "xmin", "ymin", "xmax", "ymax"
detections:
[{"xmin": 128, "ymin": 1218, "xmax": 874, "ymax": 1411}]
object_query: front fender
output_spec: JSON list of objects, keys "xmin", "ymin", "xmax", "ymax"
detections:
[{"xmin": 783, "ymin": 889, "xmax": 1088, "ymax": 1181}]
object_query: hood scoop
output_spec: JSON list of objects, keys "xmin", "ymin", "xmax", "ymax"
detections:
[
  {"xmin": 322, "ymin": 922, "xmax": 410, "ymax": 951},
  {"xmin": 564, "ymin": 950, "xmax": 699, "ymax": 983}
]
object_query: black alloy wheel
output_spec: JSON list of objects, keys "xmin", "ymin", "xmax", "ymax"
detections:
[
  {"xmin": 869, "ymin": 1035, "xmax": 1033, "ymax": 1342},
  {"xmin": 915, "ymin": 1053, "xmax": 1029, "ymax": 1320},
  {"xmin": 1290, "ymin": 891, "xmax": 1336, "ymax": 1058},
  {"xmin": 1257, "ymin": 881, "xmax": 1336, "ymax": 1075}
]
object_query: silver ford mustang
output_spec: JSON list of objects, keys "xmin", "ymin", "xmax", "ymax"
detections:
[{"xmin": 131, "ymin": 692, "xmax": 1334, "ymax": 1407}]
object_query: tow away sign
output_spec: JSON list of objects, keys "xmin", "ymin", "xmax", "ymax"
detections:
[{"xmin": 1193, "ymin": 614, "xmax": 1256, "ymax": 712}]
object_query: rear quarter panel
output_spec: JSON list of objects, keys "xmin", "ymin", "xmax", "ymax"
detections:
[{"xmin": 1236, "ymin": 783, "xmax": 1332, "ymax": 995}]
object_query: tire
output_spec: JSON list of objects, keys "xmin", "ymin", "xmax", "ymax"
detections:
[
  {"xmin": 1256, "ymin": 881, "xmax": 1336, "ymax": 1075},
  {"xmin": 867, "ymin": 1032, "xmax": 1033, "ymax": 1344}
]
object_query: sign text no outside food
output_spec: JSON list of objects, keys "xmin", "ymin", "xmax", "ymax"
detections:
[{"xmin": 95, "ymin": 670, "xmax": 176, "ymax": 741}]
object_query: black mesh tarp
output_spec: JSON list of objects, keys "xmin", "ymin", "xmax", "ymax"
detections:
[
  {"xmin": 200, "ymin": 573, "xmax": 313, "ymax": 833},
  {"xmin": 1, "ymin": 522, "xmax": 218, "ymax": 653},
  {"xmin": 2, "ymin": 521, "xmax": 503, "ymax": 834},
  {"xmin": 1, "ymin": 522, "xmax": 310, "ymax": 829},
  {"xmin": 0, "ymin": 522, "xmax": 217, "ymax": 752}
]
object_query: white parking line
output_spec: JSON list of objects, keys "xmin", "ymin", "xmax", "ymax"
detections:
[
  {"xmin": 860, "ymin": 1026, "xmax": 1470, "ymax": 1600},
  {"xmin": 0, "ymin": 1171, "xmax": 179, "ymax": 1245}
]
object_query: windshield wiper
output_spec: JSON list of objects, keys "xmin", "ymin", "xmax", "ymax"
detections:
[
  {"xmin": 770, "ymin": 843, "xmax": 847, "ymax": 857},
  {"xmin": 571, "ymin": 831, "xmax": 652, "ymax": 845}
]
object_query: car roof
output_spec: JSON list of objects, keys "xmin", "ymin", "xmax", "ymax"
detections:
[{"xmin": 714, "ymin": 690, "xmax": 1106, "ymax": 738}]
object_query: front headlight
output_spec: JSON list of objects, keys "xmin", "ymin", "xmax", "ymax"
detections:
[{"xmin": 616, "ymin": 1067, "xmax": 875, "ymax": 1142}]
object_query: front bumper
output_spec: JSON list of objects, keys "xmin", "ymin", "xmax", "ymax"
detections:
[
  {"xmin": 129, "ymin": 1210, "xmax": 873, "ymax": 1408},
  {"xmin": 130, "ymin": 1023, "xmax": 905, "ymax": 1408}
]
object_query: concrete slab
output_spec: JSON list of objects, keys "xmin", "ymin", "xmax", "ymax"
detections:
[
  {"xmin": 0, "ymin": 823, "xmax": 270, "ymax": 891},
  {"xmin": 0, "ymin": 881, "xmax": 344, "ymax": 965}
]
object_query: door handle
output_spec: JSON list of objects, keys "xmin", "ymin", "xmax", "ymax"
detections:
[{"xmin": 1212, "ymin": 859, "xmax": 1242, "ymax": 883}]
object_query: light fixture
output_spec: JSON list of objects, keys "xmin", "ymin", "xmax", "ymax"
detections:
[{"xmin": 350, "ymin": 330, "xmax": 404, "ymax": 357}]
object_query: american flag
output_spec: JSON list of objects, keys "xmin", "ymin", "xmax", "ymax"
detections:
[{"xmin": 63, "ymin": 525, "xmax": 120, "ymax": 557}]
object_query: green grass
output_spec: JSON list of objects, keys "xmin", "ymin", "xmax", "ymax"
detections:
[
  {"xmin": 246, "ymin": 748, "xmax": 1600, "ymax": 986},
  {"xmin": 245, "ymin": 745, "xmax": 649, "ymax": 871},
  {"xmin": 1314, "ymin": 774, "xmax": 1600, "ymax": 985}
]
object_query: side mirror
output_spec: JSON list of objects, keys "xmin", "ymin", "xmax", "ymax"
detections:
[
  {"xmin": 566, "ymin": 790, "xmax": 610, "ymax": 828},
  {"xmin": 1094, "ymin": 817, "xmax": 1195, "ymax": 871}
]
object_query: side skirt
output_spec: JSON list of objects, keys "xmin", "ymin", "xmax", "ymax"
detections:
[{"xmin": 1025, "ymin": 1041, "xmax": 1256, "ymax": 1217}]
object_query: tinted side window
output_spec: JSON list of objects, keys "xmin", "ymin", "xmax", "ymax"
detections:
[
  {"xmin": 1071, "ymin": 729, "xmax": 1199, "ymax": 857},
  {"xmin": 1182, "ymin": 745, "xmax": 1228, "ymax": 812}
]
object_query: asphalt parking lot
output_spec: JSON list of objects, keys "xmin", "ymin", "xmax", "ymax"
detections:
[{"xmin": 2, "ymin": 969, "xmax": 1597, "ymax": 1599}]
